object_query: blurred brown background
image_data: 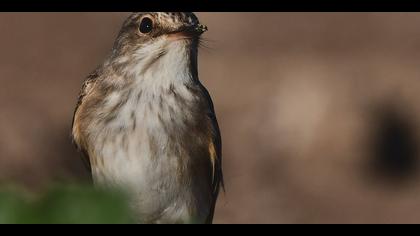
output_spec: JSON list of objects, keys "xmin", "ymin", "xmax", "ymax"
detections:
[{"xmin": 3, "ymin": 13, "xmax": 420, "ymax": 223}]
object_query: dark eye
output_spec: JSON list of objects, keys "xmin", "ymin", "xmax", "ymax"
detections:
[{"xmin": 139, "ymin": 17, "xmax": 153, "ymax": 34}]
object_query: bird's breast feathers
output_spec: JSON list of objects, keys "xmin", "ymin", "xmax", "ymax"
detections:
[{"xmin": 72, "ymin": 73, "xmax": 221, "ymax": 223}]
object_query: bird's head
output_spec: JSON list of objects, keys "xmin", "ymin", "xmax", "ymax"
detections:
[
  {"xmin": 110, "ymin": 12, "xmax": 207, "ymax": 79},
  {"xmin": 120, "ymin": 12, "xmax": 206, "ymax": 41}
]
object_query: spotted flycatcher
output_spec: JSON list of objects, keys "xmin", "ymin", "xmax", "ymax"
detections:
[{"xmin": 72, "ymin": 12, "xmax": 223, "ymax": 224}]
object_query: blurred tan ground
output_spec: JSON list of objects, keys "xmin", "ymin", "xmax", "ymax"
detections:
[{"xmin": 3, "ymin": 13, "xmax": 420, "ymax": 223}]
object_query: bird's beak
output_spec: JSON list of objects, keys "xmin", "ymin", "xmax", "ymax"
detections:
[
  {"xmin": 168, "ymin": 24, "xmax": 208, "ymax": 39},
  {"xmin": 181, "ymin": 23, "xmax": 208, "ymax": 37}
]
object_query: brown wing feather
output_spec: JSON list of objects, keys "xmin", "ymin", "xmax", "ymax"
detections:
[
  {"xmin": 198, "ymin": 82, "xmax": 224, "ymax": 224},
  {"xmin": 71, "ymin": 70, "xmax": 100, "ymax": 172}
]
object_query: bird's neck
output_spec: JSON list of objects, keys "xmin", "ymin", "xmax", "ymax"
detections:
[{"xmin": 112, "ymin": 40, "xmax": 199, "ymax": 84}]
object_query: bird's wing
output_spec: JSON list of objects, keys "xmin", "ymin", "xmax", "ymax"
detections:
[
  {"xmin": 198, "ymin": 83, "xmax": 224, "ymax": 224},
  {"xmin": 206, "ymin": 111, "xmax": 224, "ymax": 224},
  {"xmin": 71, "ymin": 70, "xmax": 100, "ymax": 172}
]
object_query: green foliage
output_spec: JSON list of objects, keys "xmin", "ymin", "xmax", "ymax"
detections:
[{"xmin": 0, "ymin": 184, "xmax": 135, "ymax": 224}]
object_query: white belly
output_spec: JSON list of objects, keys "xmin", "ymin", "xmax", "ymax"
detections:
[{"xmin": 89, "ymin": 86, "xmax": 211, "ymax": 223}]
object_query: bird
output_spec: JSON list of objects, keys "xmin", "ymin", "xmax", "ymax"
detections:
[{"xmin": 71, "ymin": 12, "xmax": 223, "ymax": 224}]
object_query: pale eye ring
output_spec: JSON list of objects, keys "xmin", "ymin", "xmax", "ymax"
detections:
[{"xmin": 139, "ymin": 17, "xmax": 153, "ymax": 34}]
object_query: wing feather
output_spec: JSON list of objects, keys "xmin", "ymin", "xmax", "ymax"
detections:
[
  {"xmin": 198, "ymin": 82, "xmax": 224, "ymax": 224},
  {"xmin": 71, "ymin": 70, "xmax": 100, "ymax": 172}
]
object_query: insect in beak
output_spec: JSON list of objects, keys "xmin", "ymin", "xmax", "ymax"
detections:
[{"xmin": 194, "ymin": 24, "xmax": 208, "ymax": 35}]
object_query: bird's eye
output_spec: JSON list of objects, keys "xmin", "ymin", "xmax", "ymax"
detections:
[{"xmin": 139, "ymin": 17, "xmax": 153, "ymax": 34}]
